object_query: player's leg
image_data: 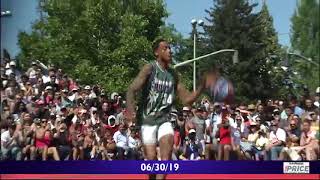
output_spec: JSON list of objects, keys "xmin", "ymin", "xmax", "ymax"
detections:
[
  {"xmin": 157, "ymin": 122, "xmax": 174, "ymax": 180},
  {"xmin": 141, "ymin": 124, "xmax": 158, "ymax": 180}
]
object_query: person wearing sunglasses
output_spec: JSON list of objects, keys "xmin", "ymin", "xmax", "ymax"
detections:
[{"xmin": 265, "ymin": 119, "xmax": 286, "ymax": 160}]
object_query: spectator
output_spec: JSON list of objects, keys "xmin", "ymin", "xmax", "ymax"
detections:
[
  {"xmin": 1, "ymin": 122, "xmax": 23, "ymax": 160},
  {"xmin": 113, "ymin": 123, "xmax": 129, "ymax": 160},
  {"xmin": 53, "ymin": 122, "xmax": 71, "ymax": 160},
  {"xmin": 240, "ymin": 121, "xmax": 259, "ymax": 160},
  {"xmin": 100, "ymin": 128, "xmax": 116, "ymax": 160},
  {"xmin": 231, "ymin": 115, "xmax": 249, "ymax": 160},
  {"xmin": 265, "ymin": 119, "xmax": 286, "ymax": 160},
  {"xmin": 191, "ymin": 105, "xmax": 207, "ymax": 157},
  {"xmin": 180, "ymin": 129, "xmax": 202, "ymax": 160},
  {"xmin": 34, "ymin": 118, "xmax": 60, "ymax": 160},
  {"xmin": 299, "ymin": 120, "xmax": 319, "ymax": 160},
  {"xmin": 216, "ymin": 117, "xmax": 232, "ymax": 161},
  {"xmin": 253, "ymin": 131, "xmax": 268, "ymax": 161},
  {"xmin": 289, "ymin": 99, "xmax": 305, "ymax": 118},
  {"xmin": 83, "ymin": 126, "xmax": 97, "ymax": 160}
]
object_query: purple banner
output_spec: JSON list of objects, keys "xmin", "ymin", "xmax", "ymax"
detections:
[{"xmin": 0, "ymin": 161, "xmax": 319, "ymax": 174}]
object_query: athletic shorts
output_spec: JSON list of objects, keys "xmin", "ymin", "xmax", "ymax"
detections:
[{"xmin": 141, "ymin": 122, "xmax": 174, "ymax": 145}]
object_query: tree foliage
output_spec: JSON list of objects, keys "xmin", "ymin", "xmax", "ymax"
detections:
[
  {"xmin": 290, "ymin": 0, "xmax": 320, "ymax": 93},
  {"xmin": 201, "ymin": 0, "xmax": 282, "ymax": 103},
  {"xmin": 17, "ymin": 0, "xmax": 182, "ymax": 93}
]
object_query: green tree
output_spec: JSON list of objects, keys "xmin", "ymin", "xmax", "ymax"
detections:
[
  {"xmin": 290, "ymin": 0, "xmax": 320, "ymax": 93},
  {"xmin": 202, "ymin": 0, "xmax": 282, "ymax": 103},
  {"xmin": 17, "ymin": 0, "xmax": 182, "ymax": 93}
]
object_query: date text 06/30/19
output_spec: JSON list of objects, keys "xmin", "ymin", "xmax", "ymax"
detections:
[{"xmin": 140, "ymin": 163, "xmax": 180, "ymax": 173}]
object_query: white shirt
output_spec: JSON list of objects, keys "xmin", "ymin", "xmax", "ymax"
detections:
[
  {"xmin": 1, "ymin": 130, "xmax": 16, "ymax": 150},
  {"xmin": 113, "ymin": 131, "xmax": 128, "ymax": 149},
  {"xmin": 128, "ymin": 136, "xmax": 138, "ymax": 149},
  {"xmin": 269, "ymin": 128, "xmax": 286, "ymax": 144},
  {"xmin": 210, "ymin": 112, "xmax": 222, "ymax": 134}
]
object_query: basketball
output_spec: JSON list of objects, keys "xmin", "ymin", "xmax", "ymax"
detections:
[{"xmin": 209, "ymin": 76, "xmax": 234, "ymax": 104}]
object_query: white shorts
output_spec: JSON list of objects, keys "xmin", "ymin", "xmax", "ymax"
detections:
[{"xmin": 141, "ymin": 122, "xmax": 174, "ymax": 145}]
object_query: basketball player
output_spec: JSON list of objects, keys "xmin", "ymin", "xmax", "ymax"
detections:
[{"xmin": 126, "ymin": 39, "xmax": 215, "ymax": 179}]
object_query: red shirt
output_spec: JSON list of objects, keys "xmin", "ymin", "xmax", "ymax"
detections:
[
  {"xmin": 174, "ymin": 130, "xmax": 181, "ymax": 147},
  {"xmin": 219, "ymin": 127, "xmax": 231, "ymax": 145}
]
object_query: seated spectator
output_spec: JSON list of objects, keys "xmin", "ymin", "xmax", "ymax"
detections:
[
  {"xmin": 100, "ymin": 128, "xmax": 116, "ymax": 160},
  {"xmin": 1, "ymin": 122, "xmax": 23, "ymax": 160},
  {"xmin": 113, "ymin": 123, "xmax": 129, "ymax": 160},
  {"xmin": 216, "ymin": 118, "xmax": 232, "ymax": 160},
  {"xmin": 299, "ymin": 120, "xmax": 319, "ymax": 160},
  {"xmin": 53, "ymin": 123, "xmax": 71, "ymax": 160},
  {"xmin": 191, "ymin": 105, "xmax": 207, "ymax": 157},
  {"xmin": 180, "ymin": 129, "xmax": 202, "ymax": 160},
  {"xmin": 21, "ymin": 113, "xmax": 36, "ymax": 160},
  {"xmin": 231, "ymin": 115, "xmax": 249, "ymax": 160},
  {"xmin": 83, "ymin": 126, "xmax": 97, "ymax": 160},
  {"xmin": 265, "ymin": 119, "xmax": 286, "ymax": 160},
  {"xmin": 34, "ymin": 118, "xmax": 60, "ymax": 161},
  {"xmin": 240, "ymin": 121, "xmax": 259, "ymax": 160},
  {"xmin": 253, "ymin": 131, "xmax": 268, "ymax": 161},
  {"xmin": 127, "ymin": 128, "xmax": 141, "ymax": 160},
  {"xmin": 69, "ymin": 117, "xmax": 85, "ymax": 160}
]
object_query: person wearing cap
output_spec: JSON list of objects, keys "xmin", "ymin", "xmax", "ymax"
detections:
[
  {"xmin": 104, "ymin": 115, "xmax": 119, "ymax": 135},
  {"xmin": 239, "ymin": 121, "xmax": 259, "ymax": 160},
  {"xmin": 44, "ymin": 70, "xmax": 59, "ymax": 92},
  {"xmin": 179, "ymin": 129, "xmax": 202, "ymax": 160},
  {"xmin": 5, "ymin": 61, "xmax": 17, "ymax": 77},
  {"xmin": 265, "ymin": 119, "xmax": 286, "ymax": 160},
  {"xmin": 26, "ymin": 61, "xmax": 38, "ymax": 84},
  {"xmin": 190, "ymin": 105, "xmax": 207, "ymax": 158}
]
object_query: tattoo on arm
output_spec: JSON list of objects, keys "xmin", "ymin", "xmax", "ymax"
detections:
[{"xmin": 126, "ymin": 64, "xmax": 152, "ymax": 112}]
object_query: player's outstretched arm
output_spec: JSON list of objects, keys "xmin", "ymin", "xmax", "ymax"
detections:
[
  {"xmin": 126, "ymin": 64, "xmax": 152, "ymax": 122},
  {"xmin": 176, "ymin": 75, "xmax": 205, "ymax": 106}
]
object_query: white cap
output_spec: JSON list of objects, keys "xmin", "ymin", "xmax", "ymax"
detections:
[
  {"xmin": 45, "ymin": 86, "xmax": 53, "ymax": 90},
  {"xmin": 89, "ymin": 93, "xmax": 97, "ymax": 99},
  {"xmin": 188, "ymin": 129, "xmax": 196, "ymax": 134},
  {"xmin": 111, "ymin": 92, "xmax": 119, "ymax": 100},
  {"xmin": 84, "ymin": 85, "xmax": 91, "ymax": 90},
  {"xmin": 108, "ymin": 115, "xmax": 116, "ymax": 127},
  {"xmin": 183, "ymin": 106, "xmax": 190, "ymax": 111},
  {"xmin": 9, "ymin": 61, "xmax": 16, "ymax": 66},
  {"xmin": 279, "ymin": 101, "xmax": 284, "ymax": 106}
]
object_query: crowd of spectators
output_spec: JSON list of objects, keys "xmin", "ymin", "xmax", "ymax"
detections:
[{"xmin": 1, "ymin": 58, "xmax": 319, "ymax": 161}]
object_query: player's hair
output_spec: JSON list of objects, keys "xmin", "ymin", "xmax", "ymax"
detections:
[{"xmin": 152, "ymin": 38, "xmax": 166, "ymax": 54}]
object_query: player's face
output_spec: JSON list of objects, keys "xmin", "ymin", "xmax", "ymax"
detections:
[{"xmin": 157, "ymin": 41, "xmax": 172, "ymax": 63}]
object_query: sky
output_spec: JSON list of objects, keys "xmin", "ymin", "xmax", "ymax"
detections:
[{"xmin": 1, "ymin": 0, "xmax": 297, "ymax": 58}]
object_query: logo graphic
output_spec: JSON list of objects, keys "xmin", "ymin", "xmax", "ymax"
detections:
[{"xmin": 283, "ymin": 162, "xmax": 310, "ymax": 174}]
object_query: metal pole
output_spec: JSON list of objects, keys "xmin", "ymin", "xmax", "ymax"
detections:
[
  {"xmin": 193, "ymin": 30, "xmax": 196, "ymax": 92},
  {"xmin": 174, "ymin": 49, "xmax": 237, "ymax": 68}
]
